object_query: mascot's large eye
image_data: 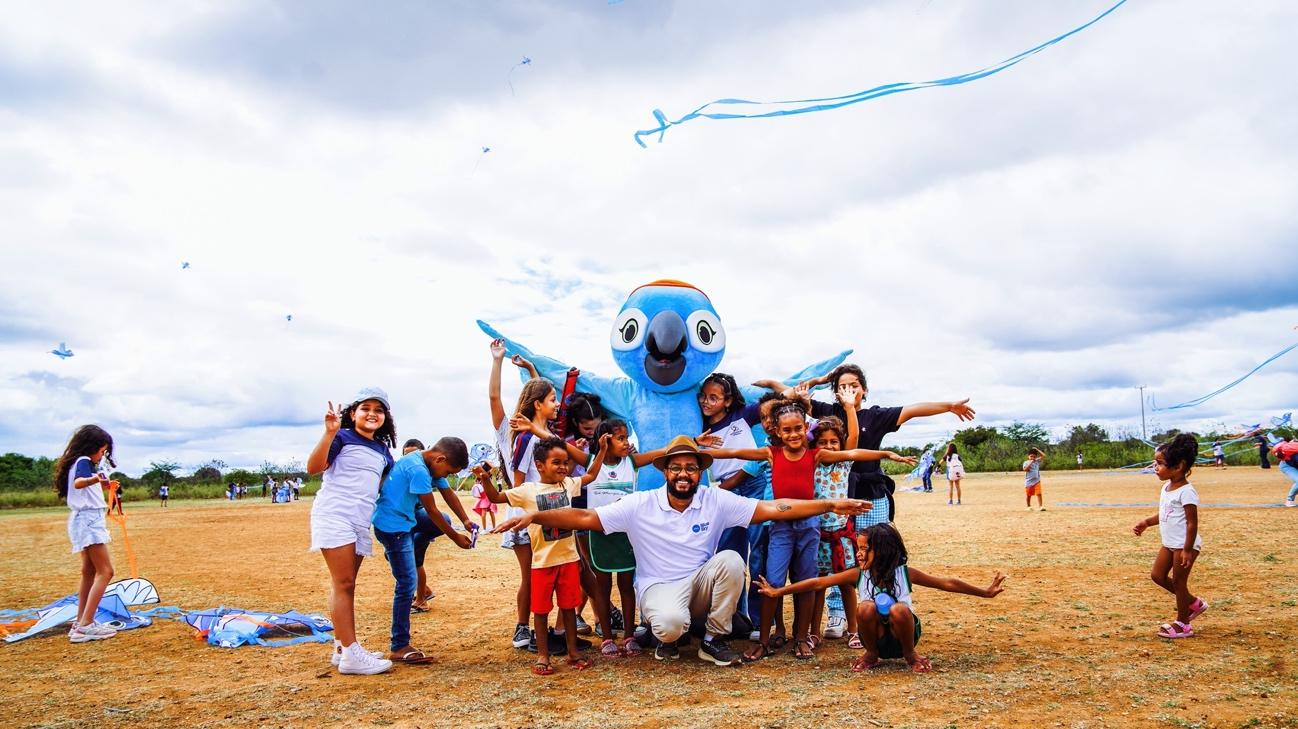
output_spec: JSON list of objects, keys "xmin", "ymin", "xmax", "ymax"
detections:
[
  {"xmin": 610, "ymin": 308, "xmax": 647, "ymax": 351},
  {"xmin": 686, "ymin": 310, "xmax": 725, "ymax": 353}
]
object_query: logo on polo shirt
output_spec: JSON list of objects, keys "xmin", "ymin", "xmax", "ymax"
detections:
[{"xmin": 691, "ymin": 522, "xmax": 711, "ymax": 534}]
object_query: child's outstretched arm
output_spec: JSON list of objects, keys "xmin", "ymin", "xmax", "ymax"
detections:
[
  {"xmin": 510, "ymin": 354, "xmax": 540, "ymax": 380},
  {"xmin": 474, "ymin": 465, "xmax": 510, "ymax": 504},
  {"xmin": 909, "ymin": 568, "xmax": 1006, "ymax": 598},
  {"xmin": 417, "ymin": 493, "xmax": 473, "ymax": 549},
  {"xmin": 705, "ymin": 446, "xmax": 771, "ymax": 462},
  {"xmin": 489, "ymin": 338, "xmax": 508, "ymax": 430},
  {"xmin": 436, "ymin": 481, "xmax": 475, "ymax": 532},
  {"xmin": 898, "ymin": 399, "xmax": 976, "ymax": 426},
  {"xmin": 820, "ymin": 449, "xmax": 917, "ymax": 466},
  {"xmin": 1132, "ymin": 512, "xmax": 1159, "ymax": 536},
  {"xmin": 755, "ymin": 569, "xmax": 859, "ymax": 598},
  {"xmin": 579, "ymin": 434, "xmax": 613, "ymax": 487},
  {"xmin": 306, "ymin": 401, "xmax": 342, "ymax": 475}
]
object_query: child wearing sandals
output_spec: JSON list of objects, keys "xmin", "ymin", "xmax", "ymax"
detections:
[
  {"xmin": 705, "ymin": 400, "xmax": 915, "ymax": 661},
  {"xmin": 1132, "ymin": 433, "xmax": 1208, "ymax": 639},
  {"xmin": 477, "ymin": 434, "xmax": 612, "ymax": 675},
  {"xmin": 807, "ymin": 413, "xmax": 865, "ymax": 652},
  {"xmin": 757, "ymin": 523, "xmax": 1006, "ymax": 672}
]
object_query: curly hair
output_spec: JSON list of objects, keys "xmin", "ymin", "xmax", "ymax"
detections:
[
  {"xmin": 828, "ymin": 363, "xmax": 868, "ymax": 393},
  {"xmin": 341, "ymin": 399, "xmax": 398, "ymax": 449},
  {"xmin": 531, "ymin": 436, "xmax": 568, "ymax": 464},
  {"xmin": 810, "ymin": 415, "xmax": 848, "ymax": 447},
  {"xmin": 54, "ymin": 425, "xmax": 115, "ymax": 499},
  {"xmin": 1156, "ymin": 433, "xmax": 1199, "ymax": 475},
  {"xmin": 863, "ymin": 523, "xmax": 908, "ymax": 597}
]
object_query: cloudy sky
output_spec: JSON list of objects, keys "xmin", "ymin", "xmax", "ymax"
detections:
[{"xmin": 2, "ymin": 0, "xmax": 1295, "ymax": 474}]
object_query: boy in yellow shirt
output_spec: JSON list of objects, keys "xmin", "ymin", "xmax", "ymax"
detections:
[{"xmin": 478, "ymin": 434, "xmax": 610, "ymax": 675}]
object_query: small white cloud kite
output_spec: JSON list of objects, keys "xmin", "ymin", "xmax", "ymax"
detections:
[{"xmin": 50, "ymin": 342, "xmax": 74, "ymax": 359}]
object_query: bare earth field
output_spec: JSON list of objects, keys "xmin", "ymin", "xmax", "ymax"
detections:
[{"xmin": 1, "ymin": 468, "xmax": 1296, "ymax": 728}]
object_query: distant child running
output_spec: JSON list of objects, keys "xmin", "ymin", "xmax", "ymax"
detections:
[
  {"xmin": 306, "ymin": 388, "xmax": 397, "ymax": 675},
  {"xmin": 1023, "ymin": 447, "xmax": 1045, "ymax": 511},
  {"xmin": 945, "ymin": 443, "xmax": 964, "ymax": 505},
  {"xmin": 1132, "ymin": 434, "xmax": 1208, "ymax": 639},
  {"xmin": 757, "ymin": 523, "xmax": 1006, "ymax": 672},
  {"xmin": 478, "ymin": 435, "xmax": 612, "ymax": 675},
  {"xmin": 56, "ymin": 425, "xmax": 119, "ymax": 644}
]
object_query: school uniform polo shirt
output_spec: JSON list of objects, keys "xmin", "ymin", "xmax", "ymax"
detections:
[{"xmin": 595, "ymin": 485, "xmax": 757, "ymax": 601}]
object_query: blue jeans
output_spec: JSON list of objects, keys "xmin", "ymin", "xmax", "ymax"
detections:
[
  {"xmin": 411, "ymin": 510, "xmax": 450, "ymax": 567},
  {"xmin": 374, "ymin": 527, "xmax": 417, "ymax": 651},
  {"xmin": 1281, "ymin": 461, "xmax": 1298, "ymax": 501}
]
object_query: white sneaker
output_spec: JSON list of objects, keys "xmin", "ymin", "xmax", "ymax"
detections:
[
  {"xmin": 70, "ymin": 622, "xmax": 116, "ymax": 643},
  {"xmin": 330, "ymin": 642, "xmax": 385, "ymax": 667},
  {"xmin": 1286, "ymin": 500, "xmax": 1297, "ymax": 508},
  {"xmin": 338, "ymin": 643, "xmax": 392, "ymax": 675},
  {"xmin": 823, "ymin": 615, "xmax": 846, "ymax": 639}
]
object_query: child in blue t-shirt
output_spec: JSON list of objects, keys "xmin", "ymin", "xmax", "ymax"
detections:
[{"xmin": 371, "ymin": 438, "xmax": 474, "ymax": 665}]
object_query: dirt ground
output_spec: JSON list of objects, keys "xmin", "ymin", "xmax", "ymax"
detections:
[{"xmin": 1, "ymin": 468, "xmax": 1296, "ymax": 729}]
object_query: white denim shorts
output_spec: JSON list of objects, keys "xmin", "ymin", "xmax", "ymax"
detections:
[
  {"xmin": 499, "ymin": 506, "xmax": 531, "ymax": 549},
  {"xmin": 68, "ymin": 508, "xmax": 111, "ymax": 554},
  {"xmin": 309, "ymin": 513, "xmax": 374, "ymax": 557}
]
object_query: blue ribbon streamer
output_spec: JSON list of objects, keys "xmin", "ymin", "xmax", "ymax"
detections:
[
  {"xmin": 634, "ymin": 0, "xmax": 1127, "ymax": 147},
  {"xmin": 1153, "ymin": 342, "xmax": 1298, "ymax": 412}
]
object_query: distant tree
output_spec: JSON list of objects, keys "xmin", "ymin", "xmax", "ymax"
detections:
[
  {"xmin": 142, "ymin": 460, "xmax": 181, "ymax": 485},
  {"xmin": 191, "ymin": 465, "xmax": 222, "ymax": 482},
  {"xmin": 1059, "ymin": 423, "xmax": 1109, "ymax": 450},
  {"xmin": 226, "ymin": 469, "xmax": 259, "ymax": 485},
  {"xmin": 1003, "ymin": 422, "xmax": 1049, "ymax": 445},
  {"xmin": 258, "ymin": 461, "xmax": 281, "ymax": 479},
  {"xmin": 954, "ymin": 426, "xmax": 1000, "ymax": 449}
]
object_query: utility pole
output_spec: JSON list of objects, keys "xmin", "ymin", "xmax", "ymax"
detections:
[{"xmin": 1137, "ymin": 385, "xmax": 1147, "ymax": 441}]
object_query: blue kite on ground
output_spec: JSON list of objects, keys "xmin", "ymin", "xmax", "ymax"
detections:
[{"xmin": 1, "ymin": 578, "xmax": 161, "ymax": 642}]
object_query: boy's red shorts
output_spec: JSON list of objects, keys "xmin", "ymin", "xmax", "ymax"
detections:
[{"xmin": 531, "ymin": 561, "xmax": 582, "ymax": 615}]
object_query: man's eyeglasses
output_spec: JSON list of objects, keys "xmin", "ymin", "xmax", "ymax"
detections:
[{"xmin": 665, "ymin": 464, "xmax": 701, "ymax": 475}]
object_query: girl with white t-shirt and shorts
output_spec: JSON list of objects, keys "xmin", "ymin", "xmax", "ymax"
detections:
[
  {"xmin": 944, "ymin": 443, "xmax": 965, "ymax": 505},
  {"xmin": 307, "ymin": 388, "xmax": 396, "ymax": 674},
  {"xmin": 1132, "ymin": 434, "xmax": 1208, "ymax": 639},
  {"xmin": 56, "ymin": 425, "xmax": 119, "ymax": 644}
]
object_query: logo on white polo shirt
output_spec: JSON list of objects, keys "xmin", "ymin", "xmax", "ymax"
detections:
[{"xmin": 691, "ymin": 522, "xmax": 711, "ymax": 534}]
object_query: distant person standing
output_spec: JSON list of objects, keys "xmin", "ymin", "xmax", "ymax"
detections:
[
  {"xmin": 1023, "ymin": 448, "xmax": 1045, "ymax": 511},
  {"xmin": 158, "ymin": 482, "xmax": 169, "ymax": 508},
  {"xmin": 944, "ymin": 444, "xmax": 964, "ymax": 506},
  {"xmin": 1255, "ymin": 434, "xmax": 1270, "ymax": 470},
  {"xmin": 263, "ymin": 476, "xmax": 272, "ymax": 498},
  {"xmin": 1212, "ymin": 441, "xmax": 1226, "ymax": 469},
  {"xmin": 1076, "ymin": 452, "xmax": 1084, "ymax": 470}
]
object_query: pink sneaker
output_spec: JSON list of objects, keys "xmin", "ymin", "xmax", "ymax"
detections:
[
  {"xmin": 1157, "ymin": 621, "xmax": 1194, "ymax": 639},
  {"xmin": 1186, "ymin": 598, "xmax": 1208, "ymax": 622}
]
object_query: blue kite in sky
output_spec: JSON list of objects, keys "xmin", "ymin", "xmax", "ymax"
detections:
[
  {"xmin": 181, "ymin": 261, "xmax": 190, "ymax": 269},
  {"xmin": 1154, "ymin": 341, "xmax": 1298, "ymax": 412},
  {"xmin": 507, "ymin": 56, "xmax": 531, "ymax": 96},
  {"xmin": 50, "ymin": 342, "xmax": 73, "ymax": 359},
  {"xmin": 634, "ymin": 0, "xmax": 1127, "ymax": 147}
]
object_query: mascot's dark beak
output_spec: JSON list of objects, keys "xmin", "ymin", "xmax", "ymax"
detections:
[{"xmin": 644, "ymin": 311, "xmax": 687, "ymax": 386}]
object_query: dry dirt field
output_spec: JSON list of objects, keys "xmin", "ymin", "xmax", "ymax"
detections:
[{"xmin": 1, "ymin": 468, "xmax": 1296, "ymax": 728}]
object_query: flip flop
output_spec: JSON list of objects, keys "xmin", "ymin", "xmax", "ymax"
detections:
[
  {"xmin": 391, "ymin": 648, "xmax": 434, "ymax": 664},
  {"xmin": 567, "ymin": 657, "xmax": 594, "ymax": 670},
  {"xmin": 410, "ymin": 604, "xmax": 430, "ymax": 613},
  {"xmin": 743, "ymin": 643, "xmax": 772, "ymax": 662},
  {"xmin": 851, "ymin": 655, "xmax": 882, "ymax": 672},
  {"xmin": 532, "ymin": 661, "xmax": 554, "ymax": 676},
  {"xmin": 794, "ymin": 639, "xmax": 815, "ymax": 660},
  {"xmin": 769, "ymin": 634, "xmax": 788, "ymax": 651},
  {"xmin": 907, "ymin": 655, "xmax": 933, "ymax": 673}
]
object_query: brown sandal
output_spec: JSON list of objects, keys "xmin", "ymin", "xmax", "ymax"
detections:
[
  {"xmin": 743, "ymin": 642, "xmax": 771, "ymax": 662},
  {"xmin": 794, "ymin": 639, "xmax": 815, "ymax": 660},
  {"xmin": 391, "ymin": 648, "xmax": 434, "ymax": 664}
]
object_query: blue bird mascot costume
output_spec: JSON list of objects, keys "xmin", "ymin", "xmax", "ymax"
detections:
[{"xmin": 478, "ymin": 279, "xmax": 850, "ymax": 492}]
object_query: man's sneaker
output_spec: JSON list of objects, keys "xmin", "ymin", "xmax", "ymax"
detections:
[
  {"xmin": 575, "ymin": 615, "xmax": 593, "ymax": 636},
  {"xmin": 512, "ymin": 624, "xmax": 531, "ymax": 648},
  {"xmin": 654, "ymin": 642, "xmax": 680, "ymax": 661},
  {"xmin": 698, "ymin": 638, "xmax": 742, "ymax": 666},
  {"xmin": 331, "ymin": 643, "xmax": 385, "ymax": 666},
  {"xmin": 823, "ymin": 615, "xmax": 847, "ymax": 639},
  {"xmin": 338, "ymin": 643, "xmax": 393, "ymax": 675}
]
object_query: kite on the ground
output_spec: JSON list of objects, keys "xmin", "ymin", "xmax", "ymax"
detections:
[
  {"xmin": 1, "ymin": 578, "xmax": 162, "ymax": 642},
  {"xmin": 50, "ymin": 343, "xmax": 73, "ymax": 359},
  {"xmin": 507, "ymin": 57, "xmax": 532, "ymax": 96},
  {"xmin": 182, "ymin": 608, "xmax": 333, "ymax": 648},
  {"xmin": 1153, "ymin": 341, "xmax": 1298, "ymax": 411},
  {"xmin": 634, "ymin": 0, "xmax": 1127, "ymax": 146}
]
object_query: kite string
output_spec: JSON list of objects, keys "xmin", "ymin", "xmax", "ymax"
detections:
[
  {"xmin": 106, "ymin": 482, "xmax": 140, "ymax": 579},
  {"xmin": 634, "ymin": 0, "xmax": 1128, "ymax": 146},
  {"xmin": 1153, "ymin": 341, "xmax": 1298, "ymax": 411}
]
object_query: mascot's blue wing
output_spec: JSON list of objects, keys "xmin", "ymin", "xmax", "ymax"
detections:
[
  {"xmin": 738, "ymin": 349, "xmax": 853, "ymax": 403},
  {"xmin": 477, "ymin": 320, "xmax": 635, "ymax": 419}
]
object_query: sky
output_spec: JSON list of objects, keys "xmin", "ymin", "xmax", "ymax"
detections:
[{"xmin": 1, "ymin": 0, "xmax": 1295, "ymax": 475}]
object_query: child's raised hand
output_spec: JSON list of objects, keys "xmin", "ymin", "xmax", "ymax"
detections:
[
  {"xmin": 754, "ymin": 575, "xmax": 780, "ymax": 598},
  {"xmin": 596, "ymin": 433, "xmax": 612, "ymax": 452},
  {"xmin": 948, "ymin": 399, "xmax": 976, "ymax": 422},
  {"xmin": 490, "ymin": 338, "xmax": 507, "ymax": 360},
  {"xmin": 510, "ymin": 353, "xmax": 534, "ymax": 371},
  {"xmin": 1132, "ymin": 520, "xmax": 1147, "ymax": 536},
  {"xmin": 323, "ymin": 401, "xmax": 342, "ymax": 434},
  {"xmin": 983, "ymin": 571, "xmax": 1007, "ymax": 598},
  {"xmin": 695, "ymin": 431, "xmax": 723, "ymax": 448}
]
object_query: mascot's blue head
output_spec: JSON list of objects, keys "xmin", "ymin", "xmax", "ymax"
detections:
[{"xmin": 610, "ymin": 280, "xmax": 726, "ymax": 394}]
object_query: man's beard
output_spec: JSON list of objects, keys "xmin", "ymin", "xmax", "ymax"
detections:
[{"xmin": 667, "ymin": 476, "xmax": 699, "ymax": 499}]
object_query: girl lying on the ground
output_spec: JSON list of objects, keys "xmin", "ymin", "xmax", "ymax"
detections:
[{"xmin": 756, "ymin": 522, "xmax": 1005, "ymax": 672}]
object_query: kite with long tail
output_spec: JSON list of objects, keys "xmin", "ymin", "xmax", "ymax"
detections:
[
  {"xmin": 634, "ymin": 0, "xmax": 1127, "ymax": 147},
  {"xmin": 1153, "ymin": 341, "xmax": 1298, "ymax": 412}
]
